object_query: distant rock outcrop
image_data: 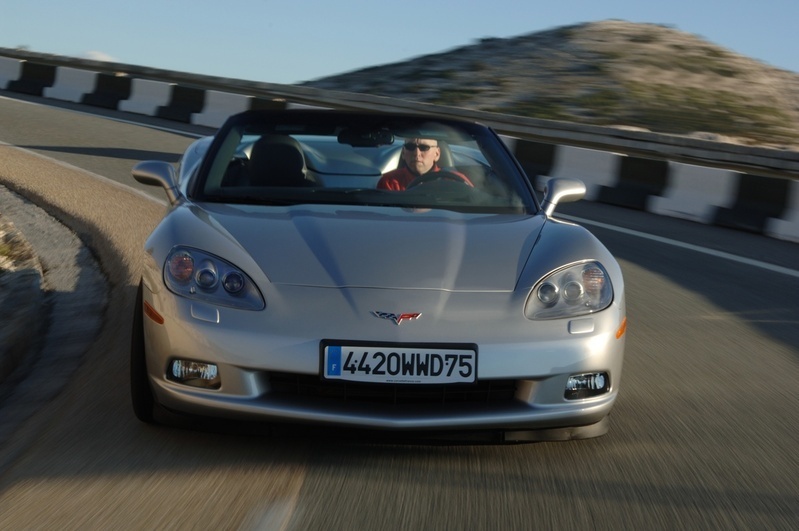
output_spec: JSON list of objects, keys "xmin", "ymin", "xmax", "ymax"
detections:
[{"xmin": 303, "ymin": 20, "xmax": 799, "ymax": 149}]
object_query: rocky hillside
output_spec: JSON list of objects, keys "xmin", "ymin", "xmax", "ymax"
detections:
[{"xmin": 303, "ymin": 20, "xmax": 799, "ymax": 150}]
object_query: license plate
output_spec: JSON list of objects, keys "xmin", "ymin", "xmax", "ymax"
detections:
[{"xmin": 323, "ymin": 344, "xmax": 477, "ymax": 384}]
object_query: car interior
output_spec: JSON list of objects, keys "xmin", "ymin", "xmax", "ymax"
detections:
[{"xmin": 203, "ymin": 116, "xmax": 533, "ymax": 213}]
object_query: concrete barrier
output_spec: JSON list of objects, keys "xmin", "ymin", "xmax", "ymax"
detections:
[
  {"xmin": 503, "ymin": 138, "xmax": 556, "ymax": 185},
  {"xmin": 713, "ymin": 173, "xmax": 792, "ymax": 234},
  {"xmin": 648, "ymin": 163, "xmax": 739, "ymax": 223},
  {"xmin": 156, "ymin": 84, "xmax": 205, "ymax": 122},
  {"xmin": 81, "ymin": 73, "xmax": 132, "ymax": 109},
  {"xmin": 5, "ymin": 62, "xmax": 56, "ymax": 96},
  {"xmin": 191, "ymin": 90, "xmax": 250, "ymax": 128},
  {"xmin": 0, "ymin": 57, "xmax": 22, "ymax": 90},
  {"xmin": 548, "ymin": 145, "xmax": 621, "ymax": 201},
  {"xmin": 1, "ymin": 59, "xmax": 797, "ymax": 243},
  {"xmin": 250, "ymin": 98, "xmax": 291, "ymax": 112},
  {"xmin": 766, "ymin": 180, "xmax": 799, "ymax": 241},
  {"xmin": 595, "ymin": 155, "xmax": 670, "ymax": 210},
  {"xmin": 503, "ymin": 140, "xmax": 799, "ymax": 242},
  {"xmin": 43, "ymin": 67, "xmax": 97, "ymax": 103},
  {"xmin": 118, "ymin": 78, "xmax": 173, "ymax": 116}
]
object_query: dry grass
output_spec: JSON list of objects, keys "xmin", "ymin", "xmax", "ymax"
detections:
[{"xmin": 0, "ymin": 219, "xmax": 35, "ymax": 274}]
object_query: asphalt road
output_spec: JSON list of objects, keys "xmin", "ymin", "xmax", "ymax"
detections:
[{"xmin": 0, "ymin": 93, "xmax": 797, "ymax": 530}]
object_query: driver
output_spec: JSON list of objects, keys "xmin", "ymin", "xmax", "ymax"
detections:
[{"xmin": 377, "ymin": 138, "xmax": 473, "ymax": 191}]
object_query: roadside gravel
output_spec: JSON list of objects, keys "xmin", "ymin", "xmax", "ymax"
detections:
[
  {"xmin": 0, "ymin": 143, "xmax": 164, "ymax": 468},
  {"xmin": 0, "ymin": 184, "xmax": 107, "ymax": 448},
  {"xmin": 0, "ymin": 213, "xmax": 44, "ymax": 388}
]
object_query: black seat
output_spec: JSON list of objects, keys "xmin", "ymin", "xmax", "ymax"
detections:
[
  {"xmin": 247, "ymin": 135, "xmax": 317, "ymax": 187},
  {"xmin": 437, "ymin": 140, "xmax": 455, "ymax": 168}
]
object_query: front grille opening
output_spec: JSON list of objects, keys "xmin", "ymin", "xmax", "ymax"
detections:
[{"xmin": 268, "ymin": 372, "xmax": 517, "ymax": 405}]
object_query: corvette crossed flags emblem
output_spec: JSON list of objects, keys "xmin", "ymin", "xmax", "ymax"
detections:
[{"xmin": 372, "ymin": 311, "xmax": 422, "ymax": 325}]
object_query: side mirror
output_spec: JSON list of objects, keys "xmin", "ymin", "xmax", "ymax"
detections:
[
  {"xmin": 541, "ymin": 177, "xmax": 586, "ymax": 216},
  {"xmin": 132, "ymin": 161, "xmax": 181, "ymax": 205}
]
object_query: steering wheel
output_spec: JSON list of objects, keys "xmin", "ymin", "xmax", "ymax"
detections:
[{"xmin": 407, "ymin": 170, "xmax": 473, "ymax": 189}]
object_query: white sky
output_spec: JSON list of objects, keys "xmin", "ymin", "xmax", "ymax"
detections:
[{"xmin": 2, "ymin": 0, "xmax": 797, "ymax": 84}]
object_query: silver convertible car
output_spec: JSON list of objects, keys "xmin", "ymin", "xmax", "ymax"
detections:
[{"xmin": 130, "ymin": 109, "xmax": 626, "ymax": 441}]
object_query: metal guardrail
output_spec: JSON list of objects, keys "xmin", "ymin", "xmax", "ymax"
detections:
[{"xmin": 1, "ymin": 47, "xmax": 798, "ymax": 179}]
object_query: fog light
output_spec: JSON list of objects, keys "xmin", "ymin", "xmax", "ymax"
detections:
[
  {"xmin": 168, "ymin": 360, "xmax": 221, "ymax": 389},
  {"xmin": 565, "ymin": 372, "xmax": 609, "ymax": 400}
]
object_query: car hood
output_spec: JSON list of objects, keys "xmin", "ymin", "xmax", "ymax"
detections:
[{"xmin": 195, "ymin": 204, "xmax": 544, "ymax": 291}]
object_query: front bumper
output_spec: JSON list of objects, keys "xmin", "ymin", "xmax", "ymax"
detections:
[{"xmin": 142, "ymin": 281, "xmax": 626, "ymax": 434}]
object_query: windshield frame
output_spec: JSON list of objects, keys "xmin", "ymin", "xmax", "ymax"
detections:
[{"xmin": 189, "ymin": 110, "xmax": 540, "ymax": 214}]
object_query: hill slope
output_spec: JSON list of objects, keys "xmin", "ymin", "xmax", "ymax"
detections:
[{"xmin": 303, "ymin": 20, "xmax": 799, "ymax": 149}]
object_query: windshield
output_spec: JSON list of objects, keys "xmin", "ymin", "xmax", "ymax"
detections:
[{"xmin": 192, "ymin": 111, "xmax": 537, "ymax": 214}]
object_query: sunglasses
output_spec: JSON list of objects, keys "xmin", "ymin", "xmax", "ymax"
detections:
[{"xmin": 403, "ymin": 142, "xmax": 437, "ymax": 152}]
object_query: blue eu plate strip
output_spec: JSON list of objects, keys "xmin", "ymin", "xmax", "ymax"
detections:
[{"xmin": 327, "ymin": 346, "xmax": 342, "ymax": 376}]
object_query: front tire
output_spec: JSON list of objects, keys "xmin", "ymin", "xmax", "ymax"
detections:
[{"xmin": 130, "ymin": 280, "xmax": 156, "ymax": 423}]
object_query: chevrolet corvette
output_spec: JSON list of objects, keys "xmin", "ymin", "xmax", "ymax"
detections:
[{"xmin": 130, "ymin": 109, "xmax": 626, "ymax": 441}]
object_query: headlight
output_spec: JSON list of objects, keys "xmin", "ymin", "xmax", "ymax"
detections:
[
  {"xmin": 525, "ymin": 261, "xmax": 612, "ymax": 320},
  {"xmin": 164, "ymin": 246, "xmax": 265, "ymax": 310}
]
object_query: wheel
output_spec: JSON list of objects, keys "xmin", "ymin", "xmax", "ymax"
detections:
[
  {"xmin": 407, "ymin": 170, "xmax": 473, "ymax": 189},
  {"xmin": 130, "ymin": 280, "xmax": 156, "ymax": 423}
]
